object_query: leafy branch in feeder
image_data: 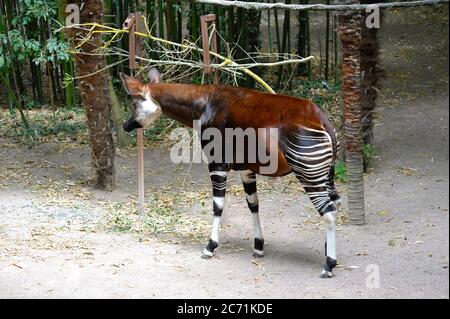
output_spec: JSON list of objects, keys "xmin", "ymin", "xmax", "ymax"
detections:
[{"xmin": 61, "ymin": 15, "xmax": 314, "ymax": 94}]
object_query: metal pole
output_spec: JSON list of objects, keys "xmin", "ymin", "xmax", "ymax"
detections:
[
  {"xmin": 123, "ymin": 12, "xmax": 145, "ymax": 214},
  {"xmin": 135, "ymin": 12, "xmax": 145, "ymax": 214}
]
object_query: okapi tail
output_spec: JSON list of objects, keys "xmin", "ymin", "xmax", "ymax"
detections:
[
  {"xmin": 325, "ymin": 126, "xmax": 341, "ymax": 205},
  {"xmin": 323, "ymin": 122, "xmax": 340, "ymax": 164},
  {"xmin": 333, "ymin": 128, "xmax": 340, "ymax": 163}
]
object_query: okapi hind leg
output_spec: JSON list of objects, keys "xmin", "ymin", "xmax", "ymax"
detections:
[
  {"xmin": 240, "ymin": 170, "xmax": 264, "ymax": 258},
  {"xmin": 302, "ymin": 184, "xmax": 338, "ymax": 278},
  {"xmin": 323, "ymin": 167, "xmax": 340, "ymax": 276},
  {"xmin": 321, "ymin": 208, "xmax": 337, "ymax": 278},
  {"xmin": 282, "ymin": 126, "xmax": 338, "ymax": 278},
  {"xmin": 202, "ymin": 164, "xmax": 228, "ymax": 259}
]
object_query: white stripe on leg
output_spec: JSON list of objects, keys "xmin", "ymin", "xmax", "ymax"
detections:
[
  {"xmin": 252, "ymin": 213, "xmax": 264, "ymax": 256},
  {"xmin": 246, "ymin": 193, "xmax": 258, "ymax": 206},
  {"xmin": 213, "ymin": 196, "xmax": 225, "ymax": 210},
  {"xmin": 202, "ymin": 216, "xmax": 221, "ymax": 258},
  {"xmin": 252, "ymin": 213, "xmax": 263, "ymax": 241},
  {"xmin": 324, "ymin": 212, "xmax": 336, "ymax": 260},
  {"xmin": 211, "ymin": 215, "xmax": 221, "ymax": 243},
  {"xmin": 321, "ymin": 211, "xmax": 337, "ymax": 278}
]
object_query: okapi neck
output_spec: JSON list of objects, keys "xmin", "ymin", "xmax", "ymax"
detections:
[{"xmin": 148, "ymin": 83, "xmax": 211, "ymax": 128}]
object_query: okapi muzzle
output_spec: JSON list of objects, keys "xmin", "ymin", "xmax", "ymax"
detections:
[{"xmin": 123, "ymin": 117, "xmax": 142, "ymax": 132}]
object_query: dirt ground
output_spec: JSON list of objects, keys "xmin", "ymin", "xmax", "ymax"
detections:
[{"xmin": 0, "ymin": 9, "xmax": 448, "ymax": 298}]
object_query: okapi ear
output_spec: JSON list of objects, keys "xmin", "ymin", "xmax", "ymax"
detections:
[
  {"xmin": 119, "ymin": 72, "xmax": 144, "ymax": 96},
  {"xmin": 148, "ymin": 68, "xmax": 161, "ymax": 84}
]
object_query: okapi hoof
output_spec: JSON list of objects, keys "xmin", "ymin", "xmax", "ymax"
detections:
[
  {"xmin": 201, "ymin": 240, "xmax": 218, "ymax": 259},
  {"xmin": 253, "ymin": 238, "xmax": 264, "ymax": 258},
  {"xmin": 320, "ymin": 270, "xmax": 333, "ymax": 278},
  {"xmin": 252, "ymin": 250, "xmax": 265, "ymax": 258},
  {"xmin": 201, "ymin": 250, "xmax": 213, "ymax": 259},
  {"xmin": 320, "ymin": 256, "xmax": 337, "ymax": 278}
]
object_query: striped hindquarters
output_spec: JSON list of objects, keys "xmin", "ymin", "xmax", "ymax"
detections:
[{"xmin": 282, "ymin": 126, "xmax": 336, "ymax": 215}]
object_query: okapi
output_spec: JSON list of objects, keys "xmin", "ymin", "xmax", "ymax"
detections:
[{"xmin": 120, "ymin": 68, "xmax": 341, "ymax": 278}]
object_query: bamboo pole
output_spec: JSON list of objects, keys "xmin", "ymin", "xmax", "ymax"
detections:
[
  {"xmin": 325, "ymin": 0, "xmax": 330, "ymax": 81},
  {"xmin": 158, "ymin": 0, "xmax": 165, "ymax": 38},
  {"xmin": 273, "ymin": 5, "xmax": 281, "ymax": 53},
  {"xmin": 267, "ymin": 7, "xmax": 272, "ymax": 53},
  {"xmin": 0, "ymin": 0, "xmax": 31, "ymax": 131},
  {"xmin": 191, "ymin": 2, "xmax": 200, "ymax": 40},
  {"xmin": 165, "ymin": 0, "xmax": 175, "ymax": 41}
]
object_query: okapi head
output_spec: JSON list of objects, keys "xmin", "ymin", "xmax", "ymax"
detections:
[{"xmin": 119, "ymin": 68, "xmax": 162, "ymax": 132}]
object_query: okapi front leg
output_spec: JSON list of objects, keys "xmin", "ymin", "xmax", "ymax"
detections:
[
  {"xmin": 202, "ymin": 164, "xmax": 228, "ymax": 259},
  {"xmin": 240, "ymin": 170, "xmax": 264, "ymax": 257}
]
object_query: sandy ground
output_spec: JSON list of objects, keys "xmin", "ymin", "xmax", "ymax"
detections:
[{"xmin": 0, "ymin": 9, "xmax": 448, "ymax": 298}]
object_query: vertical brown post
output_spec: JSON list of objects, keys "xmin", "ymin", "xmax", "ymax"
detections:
[
  {"xmin": 135, "ymin": 12, "xmax": 145, "ymax": 215},
  {"xmin": 200, "ymin": 14, "xmax": 219, "ymax": 84},
  {"xmin": 126, "ymin": 14, "xmax": 136, "ymax": 69},
  {"xmin": 133, "ymin": 12, "xmax": 145, "ymax": 214},
  {"xmin": 210, "ymin": 22, "xmax": 219, "ymax": 85},
  {"xmin": 135, "ymin": 12, "xmax": 142, "ymax": 60},
  {"xmin": 124, "ymin": 12, "xmax": 145, "ymax": 214},
  {"xmin": 136, "ymin": 131, "xmax": 145, "ymax": 213},
  {"xmin": 200, "ymin": 15, "xmax": 212, "ymax": 74}
]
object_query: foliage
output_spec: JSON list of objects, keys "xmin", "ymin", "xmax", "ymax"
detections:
[
  {"xmin": 15, "ymin": 0, "xmax": 57, "ymax": 25},
  {"xmin": 106, "ymin": 203, "xmax": 134, "ymax": 232},
  {"xmin": 0, "ymin": 30, "xmax": 41, "ymax": 68},
  {"xmin": 144, "ymin": 116, "xmax": 178, "ymax": 142},
  {"xmin": 0, "ymin": 107, "xmax": 178, "ymax": 147},
  {"xmin": 33, "ymin": 37, "xmax": 70, "ymax": 65},
  {"xmin": 286, "ymin": 79, "xmax": 343, "ymax": 128},
  {"xmin": 292, "ymin": 79, "xmax": 341, "ymax": 106},
  {"xmin": 362, "ymin": 143, "xmax": 376, "ymax": 169},
  {"xmin": 0, "ymin": 108, "xmax": 88, "ymax": 144},
  {"xmin": 102, "ymin": 188, "xmax": 210, "ymax": 242},
  {"xmin": 0, "ymin": 0, "xmax": 72, "ymax": 112},
  {"xmin": 334, "ymin": 161, "xmax": 348, "ymax": 183},
  {"xmin": 122, "ymin": 116, "xmax": 181, "ymax": 147}
]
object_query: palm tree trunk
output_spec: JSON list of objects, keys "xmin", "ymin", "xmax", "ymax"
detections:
[
  {"xmin": 338, "ymin": 0, "xmax": 365, "ymax": 225},
  {"xmin": 67, "ymin": 0, "xmax": 115, "ymax": 190},
  {"xmin": 360, "ymin": 0, "xmax": 383, "ymax": 151}
]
